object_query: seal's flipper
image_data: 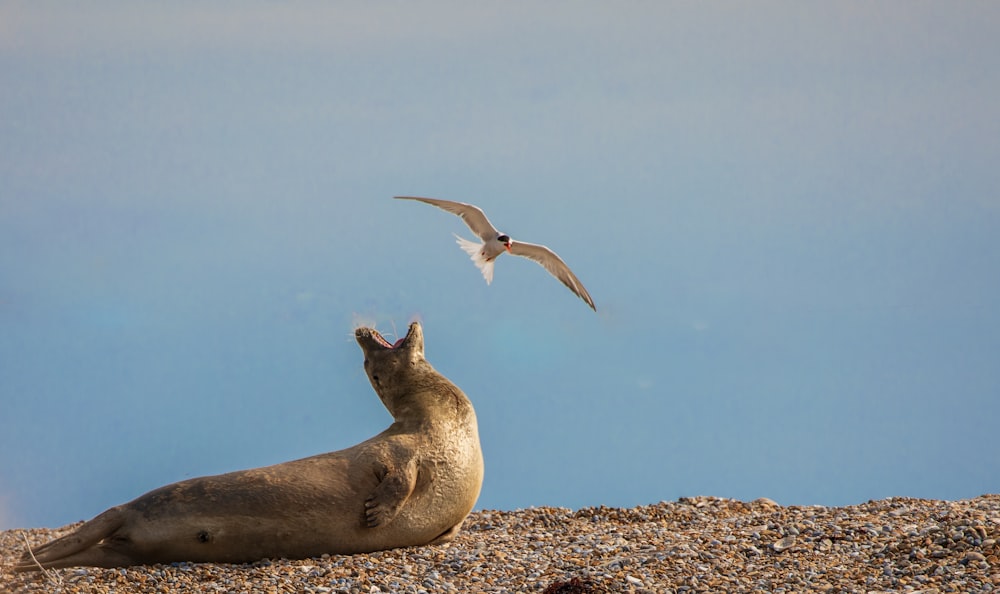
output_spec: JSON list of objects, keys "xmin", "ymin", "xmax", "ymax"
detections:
[
  {"xmin": 14, "ymin": 508, "xmax": 127, "ymax": 572},
  {"xmin": 363, "ymin": 457, "xmax": 418, "ymax": 528}
]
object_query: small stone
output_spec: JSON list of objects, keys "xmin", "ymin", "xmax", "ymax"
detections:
[{"xmin": 773, "ymin": 535, "xmax": 796, "ymax": 552}]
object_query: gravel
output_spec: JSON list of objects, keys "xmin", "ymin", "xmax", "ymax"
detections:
[{"xmin": 4, "ymin": 495, "xmax": 999, "ymax": 593}]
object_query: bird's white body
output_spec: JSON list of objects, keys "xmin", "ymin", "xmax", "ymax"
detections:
[{"xmin": 395, "ymin": 196, "xmax": 596, "ymax": 310}]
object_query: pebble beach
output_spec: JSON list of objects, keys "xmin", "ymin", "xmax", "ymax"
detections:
[{"xmin": 4, "ymin": 495, "xmax": 999, "ymax": 593}]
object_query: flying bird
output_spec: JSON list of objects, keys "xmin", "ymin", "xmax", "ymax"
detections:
[{"xmin": 394, "ymin": 196, "xmax": 596, "ymax": 311}]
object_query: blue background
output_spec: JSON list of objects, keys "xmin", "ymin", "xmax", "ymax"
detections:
[{"xmin": 2, "ymin": 3, "xmax": 998, "ymax": 530}]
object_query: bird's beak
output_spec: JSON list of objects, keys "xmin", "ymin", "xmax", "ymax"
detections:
[{"xmin": 504, "ymin": 243, "xmax": 512, "ymax": 253}]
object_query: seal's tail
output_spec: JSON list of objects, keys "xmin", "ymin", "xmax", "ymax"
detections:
[{"xmin": 13, "ymin": 508, "xmax": 127, "ymax": 572}]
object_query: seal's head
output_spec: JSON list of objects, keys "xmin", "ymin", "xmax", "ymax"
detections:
[
  {"xmin": 355, "ymin": 321, "xmax": 423, "ymax": 358},
  {"xmin": 355, "ymin": 322, "xmax": 428, "ymax": 415}
]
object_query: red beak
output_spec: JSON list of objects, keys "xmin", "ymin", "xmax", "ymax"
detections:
[{"xmin": 504, "ymin": 242, "xmax": 512, "ymax": 253}]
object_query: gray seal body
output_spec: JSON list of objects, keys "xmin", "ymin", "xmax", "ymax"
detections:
[{"xmin": 15, "ymin": 322, "xmax": 483, "ymax": 571}]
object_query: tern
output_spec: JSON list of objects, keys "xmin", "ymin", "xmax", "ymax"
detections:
[{"xmin": 394, "ymin": 196, "xmax": 596, "ymax": 311}]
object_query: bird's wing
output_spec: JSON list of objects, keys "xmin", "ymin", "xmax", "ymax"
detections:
[
  {"xmin": 394, "ymin": 196, "xmax": 499, "ymax": 241},
  {"xmin": 508, "ymin": 240, "xmax": 596, "ymax": 311}
]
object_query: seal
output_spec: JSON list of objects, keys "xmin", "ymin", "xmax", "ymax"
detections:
[{"xmin": 15, "ymin": 322, "xmax": 483, "ymax": 571}]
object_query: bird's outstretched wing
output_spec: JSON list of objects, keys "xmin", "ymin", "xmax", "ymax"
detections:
[
  {"xmin": 508, "ymin": 241, "xmax": 596, "ymax": 311},
  {"xmin": 394, "ymin": 196, "xmax": 499, "ymax": 241}
]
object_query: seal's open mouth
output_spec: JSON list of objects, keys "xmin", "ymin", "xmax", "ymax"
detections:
[
  {"xmin": 357, "ymin": 327, "xmax": 406, "ymax": 349},
  {"xmin": 379, "ymin": 333, "xmax": 406, "ymax": 349},
  {"xmin": 356, "ymin": 322, "xmax": 422, "ymax": 354}
]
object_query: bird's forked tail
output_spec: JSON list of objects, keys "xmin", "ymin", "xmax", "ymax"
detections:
[{"xmin": 453, "ymin": 234, "xmax": 495, "ymax": 284}]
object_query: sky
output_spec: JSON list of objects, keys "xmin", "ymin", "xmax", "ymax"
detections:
[{"xmin": 1, "ymin": 3, "xmax": 998, "ymax": 531}]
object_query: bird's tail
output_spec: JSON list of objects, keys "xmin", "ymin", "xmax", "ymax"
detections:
[{"xmin": 453, "ymin": 234, "xmax": 495, "ymax": 285}]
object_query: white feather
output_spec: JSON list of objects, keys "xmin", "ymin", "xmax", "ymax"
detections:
[{"xmin": 454, "ymin": 234, "xmax": 495, "ymax": 284}]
